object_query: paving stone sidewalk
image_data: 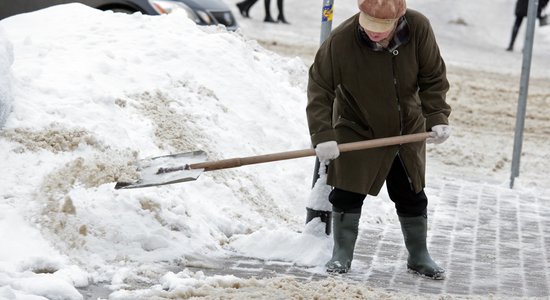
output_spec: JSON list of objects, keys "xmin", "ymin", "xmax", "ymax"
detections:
[{"xmin": 188, "ymin": 180, "xmax": 550, "ymax": 299}]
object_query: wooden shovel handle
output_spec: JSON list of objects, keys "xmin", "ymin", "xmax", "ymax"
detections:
[
  {"xmin": 338, "ymin": 132, "xmax": 432, "ymax": 152},
  {"xmin": 190, "ymin": 132, "xmax": 432, "ymax": 171},
  {"xmin": 189, "ymin": 132, "xmax": 432, "ymax": 172}
]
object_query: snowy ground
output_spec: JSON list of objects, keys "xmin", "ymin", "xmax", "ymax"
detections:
[{"xmin": 0, "ymin": 0, "xmax": 549, "ymax": 299}]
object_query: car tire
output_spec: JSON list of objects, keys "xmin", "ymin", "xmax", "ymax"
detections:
[{"xmin": 106, "ymin": 7, "xmax": 137, "ymax": 14}]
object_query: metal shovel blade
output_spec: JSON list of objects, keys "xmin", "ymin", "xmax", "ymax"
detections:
[{"xmin": 114, "ymin": 150, "xmax": 207, "ymax": 189}]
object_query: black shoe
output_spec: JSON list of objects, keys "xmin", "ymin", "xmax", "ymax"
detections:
[
  {"xmin": 277, "ymin": 15, "xmax": 289, "ymax": 24},
  {"xmin": 264, "ymin": 16, "xmax": 276, "ymax": 22},
  {"xmin": 236, "ymin": 3, "xmax": 249, "ymax": 18},
  {"xmin": 506, "ymin": 46, "xmax": 513, "ymax": 52}
]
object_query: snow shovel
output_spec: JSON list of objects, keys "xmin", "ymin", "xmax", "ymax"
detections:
[{"xmin": 114, "ymin": 132, "xmax": 432, "ymax": 189}]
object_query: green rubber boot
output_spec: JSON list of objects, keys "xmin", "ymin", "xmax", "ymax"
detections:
[
  {"xmin": 326, "ymin": 211, "xmax": 361, "ymax": 273},
  {"xmin": 399, "ymin": 215, "xmax": 445, "ymax": 280}
]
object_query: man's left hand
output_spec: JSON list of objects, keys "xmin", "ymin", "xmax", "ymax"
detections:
[{"xmin": 427, "ymin": 125, "xmax": 451, "ymax": 144}]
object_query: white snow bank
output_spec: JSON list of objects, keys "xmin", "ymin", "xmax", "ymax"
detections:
[{"xmin": 0, "ymin": 3, "xmax": 319, "ymax": 298}]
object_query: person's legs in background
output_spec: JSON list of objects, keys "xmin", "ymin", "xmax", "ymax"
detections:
[
  {"xmin": 237, "ymin": 0, "xmax": 287, "ymax": 24},
  {"xmin": 236, "ymin": 0, "xmax": 258, "ymax": 18},
  {"xmin": 507, "ymin": 16, "xmax": 524, "ymax": 51},
  {"xmin": 263, "ymin": 0, "xmax": 276, "ymax": 22},
  {"xmin": 386, "ymin": 156, "xmax": 446, "ymax": 280},
  {"xmin": 276, "ymin": 0, "xmax": 289, "ymax": 24}
]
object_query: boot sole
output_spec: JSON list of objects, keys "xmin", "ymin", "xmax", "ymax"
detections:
[
  {"xmin": 326, "ymin": 267, "xmax": 349, "ymax": 274},
  {"xmin": 407, "ymin": 267, "xmax": 446, "ymax": 280}
]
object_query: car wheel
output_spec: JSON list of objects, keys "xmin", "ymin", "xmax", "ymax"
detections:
[{"xmin": 107, "ymin": 7, "xmax": 137, "ymax": 14}]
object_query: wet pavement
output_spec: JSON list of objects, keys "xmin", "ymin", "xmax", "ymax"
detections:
[{"xmin": 185, "ymin": 180, "xmax": 550, "ymax": 299}]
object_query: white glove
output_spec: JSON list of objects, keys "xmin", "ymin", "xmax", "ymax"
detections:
[
  {"xmin": 427, "ymin": 125, "xmax": 451, "ymax": 144},
  {"xmin": 315, "ymin": 141, "xmax": 340, "ymax": 163}
]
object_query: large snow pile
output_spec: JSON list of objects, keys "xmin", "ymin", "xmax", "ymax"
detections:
[{"xmin": 0, "ymin": 4, "xmax": 336, "ymax": 298}]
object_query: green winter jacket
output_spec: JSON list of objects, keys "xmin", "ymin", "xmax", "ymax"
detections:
[{"xmin": 306, "ymin": 9, "xmax": 451, "ymax": 196}]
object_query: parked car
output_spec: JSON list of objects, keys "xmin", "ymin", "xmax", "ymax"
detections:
[{"xmin": 0, "ymin": 0, "xmax": 238, "ymax": 31}]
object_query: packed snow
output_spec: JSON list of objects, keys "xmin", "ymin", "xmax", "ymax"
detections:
[{"xmin": 0, "ymin": 0, "xmax": 549, "ymax": 299}]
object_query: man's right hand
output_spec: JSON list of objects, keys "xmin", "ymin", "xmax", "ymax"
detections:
[{"xmin": 315, "ymin": 141, "xmax": 340, "ymax": 163}]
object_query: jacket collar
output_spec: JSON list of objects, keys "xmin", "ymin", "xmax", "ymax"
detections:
[{"xmin": 357, "ymin": 15, "xmax": 410, "ymax": 52}]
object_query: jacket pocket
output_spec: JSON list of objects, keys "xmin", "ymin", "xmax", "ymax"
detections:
[
  {"xmin": 333, "ymin": 116, "xmax": 373, "ymax": 138},
  {"xmin": 332, "ymin": 84, "xmax": 373, "ymax": 138}
]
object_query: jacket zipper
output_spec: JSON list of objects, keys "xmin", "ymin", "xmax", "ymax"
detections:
[
  {"xmin": 390, "ymin": 49, "xmax": 403, "ymax": 136},
  {"xmin": 390, "ymin": 50, "xmax": 413, "ymax": 191},
  {"xmin": 397, "ymin": 153, "xmax": 414, "ymax": 191}
]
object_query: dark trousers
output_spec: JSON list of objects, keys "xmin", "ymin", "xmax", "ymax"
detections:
[
  {"xmin": 508, "ymin": 16, "xmax": 524, "ymax": 50},
  {"xmin": 508, "ymin": 13, "xmax": 548, "ymax": 50},
  {"xmin": 237, "ymin": 0, "xmax": 282, "ymax": 20},
  {"xmin": 329, "ymin": 156, "xmax": 428, "ymax": 217}
]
